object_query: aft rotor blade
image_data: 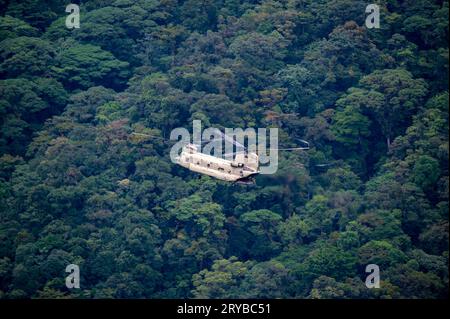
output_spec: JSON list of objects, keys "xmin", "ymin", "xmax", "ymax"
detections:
[{"xmin": 268, "ymin": 140, "xmax": 310, "ymax": 151}]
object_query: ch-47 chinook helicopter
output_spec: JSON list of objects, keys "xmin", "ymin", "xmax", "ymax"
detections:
[
  {"xmin": 131, "ymin": 130, "xmax": 309, "ymax": 184},
  {"xmin": 174, "ymin": 132, "xmax": 310, "ymax": 184},
  {"xmin": 175, "ymin": 143, "xmax": 260, "ymax": 184}
]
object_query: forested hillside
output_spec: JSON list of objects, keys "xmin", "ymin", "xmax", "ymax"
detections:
[{"xmin": 0, "ymin": 0, "xmax": 448, "ymax": 298}]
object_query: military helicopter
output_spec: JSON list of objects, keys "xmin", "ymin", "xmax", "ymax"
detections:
[
  {"xmin": 174, "ymin": 132, "xmax": 309, "ymax": 184},
  {"xmin": 175, "ymin": 142, "xmax": 260, "ymax": 184},
  {"xmin": 131, "ymin": 130, "xmax": 309, "ymax": 184}
]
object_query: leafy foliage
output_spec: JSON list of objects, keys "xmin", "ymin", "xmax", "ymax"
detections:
[{"xmin": 0, "ymin": 0, "xmax": 448, "ymax": 299}]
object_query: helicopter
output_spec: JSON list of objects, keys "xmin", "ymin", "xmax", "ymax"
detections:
[
  {"xmin": 173, "ymin": 131, "xmax": 310, "ymax": 184},
  {"xmin": 131, "ymin": 130, "xmax": 310, "ymax": 184},
  {"xmin": 175, "ymin": 143, "xmax": 260, "ymax": 184}
]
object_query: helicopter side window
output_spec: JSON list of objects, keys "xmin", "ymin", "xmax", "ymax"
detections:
[{"xmin": 186, "ymin": 144, "xmax": 197, "ymax": 153}]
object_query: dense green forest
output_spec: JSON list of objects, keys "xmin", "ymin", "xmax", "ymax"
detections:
[{"xmin": 0, "ymin": 0, "xmax": 448, "ymax": 298}]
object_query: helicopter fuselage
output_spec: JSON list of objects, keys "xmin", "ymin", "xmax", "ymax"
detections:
[{"xmin": 175, "ymin": 144, "xmax": 259, "ymax": 183}]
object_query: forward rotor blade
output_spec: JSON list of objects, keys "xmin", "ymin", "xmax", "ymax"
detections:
[{"xmin": 220, "ymin": 131, "xmax": 246, "ymax": 149}]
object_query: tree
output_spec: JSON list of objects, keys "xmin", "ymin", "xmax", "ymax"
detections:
[
  {"xmin": 166, "ymin": 194, "xmax": 226, "ymax": 238},
  {"xmin": 0, "ymin": 15, "xmax": 38, "ymax": 41},
  {"xmin": 412, "ymin": 155, "xmax": 440, "ymax": 192},
  {"xmin": 358, "ymin": 68, "xmax": 428, "ymax": 147},
  {"xmin": 190, "ymin": 93, "xmax": 247, "ymax": 127},
  {"xmin": 354, "ymin": 209, "xmax": 404, "ymax": 243},
  {"xmin": 180, "ymin": 0, "xmax": 219, "ymax": 33},
  {"xmin": 0, "ymin": 37, "xmax": 56, "ymax": 78},
  {"xmin": 384, "ymin": 263, "xmax": 446, "ymax": 298},
  {"xmin": 240, "ymin": 260, "xmax": 292, "ymax": 298},
  {"xmin": 5, "ymin": 0, "xmax": 61, "ymax": 29},
  {"xmin": 332, "ymin": 100, "xmax": 371, "ymax": 145},
  {"xmin": 419, "ymin": 221, "xmax": 449, "ymax": 255},
  {"xmin": 0, "ymin": 78, "xmax": 67, "ymax": 155},
  {"xmin": 309, "ymin": 276, "xmax": 368, "ymax": 299},
  {"xmin": 239, "ymin": 209, "xmax": 282, "ymax": 259},
  {"xmin": 229, "ymin": 31, "xmax": 287, "ymax": 72},
  {"xmin": 358, "ymin": 240, "xmax": 407, "ymax": 268},
  {"xmin": 125, "ymin": 72, "xmax": 191, "ymax": 134},
  {"xmin": 331, "ymin": 102, "xmax": 371, "ymax": 174},
  {"xmin": 297, "ymin": 244, "xmax": 357, "ymax": 291},
  {"xmin": 275, "ymin": 65, "xmax": 319, "ymax": 115},
  {"xmin": 0, "ymin": 0, "xmax": 448, "ymax": 300},
  {"xmin": 52, "ymin": 40, "xmax": 130, "ymax": 90},
  {"xmin": 192, "ymin": 257, "xmax": 254, "ymax": 298},
  {"xmin": 72, "ymin": 6, "xmax": 141, "ymax": 62},
  {"xmin": 321, "ymin": 166, "xmax": 362, "ymax": 191},
  {"xmin": 277, "ymin": 214, "xmax": 311, "ymax": 247},
  {"xmin": 63, "ymin": 86, "xmax": 116, "ymax": 124}
]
